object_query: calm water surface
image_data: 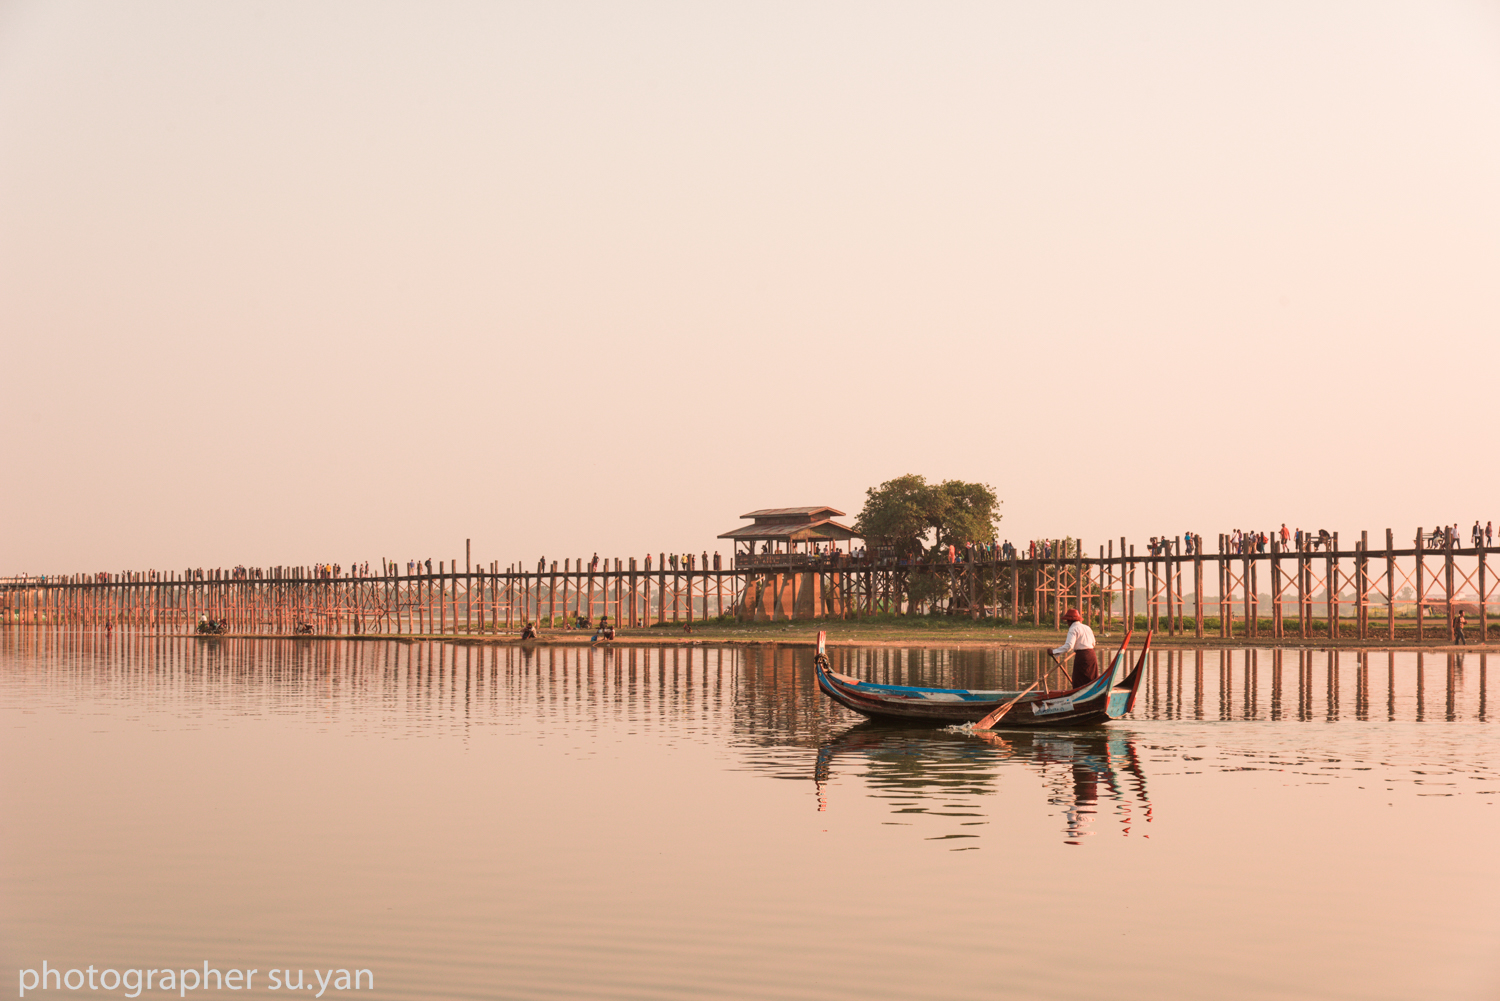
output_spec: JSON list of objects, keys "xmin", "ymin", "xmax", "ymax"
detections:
[{"xmin": 3, "ymin": 634, "xmax": 1498, "ymax": 1001}]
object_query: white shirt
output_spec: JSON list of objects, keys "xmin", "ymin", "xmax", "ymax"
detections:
[{"xmin": 1052, "ymin": 621, "xmax": 1096, "ymax": 656}]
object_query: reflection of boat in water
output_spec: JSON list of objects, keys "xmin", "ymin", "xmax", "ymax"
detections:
[
  {"xmin": 1023, "ymin": 731, "xmax": 1152, "ymax": 843},
  {"xmin": 814, "ymin": 630, "xmax": 1151, "ymax": 726},
  {"xmin": 814, "ymin": 721, "xmax": 1153, "ymax": 843},
  {"xmin": 813, "ymin": 722, "xmax": 1001, "ymax": 801}
]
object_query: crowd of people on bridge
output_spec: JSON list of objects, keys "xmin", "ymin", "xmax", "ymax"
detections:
[
  {"xmin": 1022, "ymin": 539, "xmax": 1069, "ymax": 560},
  {"xmin": 312, "ymin": 562, "xmax": 370, "ymax": 578},
  {"xmin": 1142, "ymin": 521, "xmax": 1496, "ymax": 557},
  {"xmin": 1431, "ymin": 521, "xmax": 1495, "ymax": 550},
  {"xmin": 25, "ymin": 517, "xmax": 1500, "ymax": 600}
]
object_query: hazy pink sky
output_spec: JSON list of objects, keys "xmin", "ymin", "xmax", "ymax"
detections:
[{"xmin": 3, "ymin": 2, "xmax": 1498, "ymax": 574}]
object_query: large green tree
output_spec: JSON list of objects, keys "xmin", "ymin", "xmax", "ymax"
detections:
[
  {"xmin": 855, "ymin": 475, "xmax": 1000, "ymax": 555},
  {"xmin": 927, "ymin": 479, "xmax": 1000, "ymax": 549}
]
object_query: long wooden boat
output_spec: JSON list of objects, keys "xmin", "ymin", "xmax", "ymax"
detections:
[{"xmin": 813, "ymin": 630, "xmax": 1151, "ymax": 727}]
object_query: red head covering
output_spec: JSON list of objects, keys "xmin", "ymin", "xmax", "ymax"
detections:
[{"xmin": 1064, "ymin": 608, "xmax": 1082, "ymax": 623}]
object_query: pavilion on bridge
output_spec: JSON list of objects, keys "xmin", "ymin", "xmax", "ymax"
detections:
[{"xmin": 717, "ymin": 506, "xmax": 862, "ymax": 569}]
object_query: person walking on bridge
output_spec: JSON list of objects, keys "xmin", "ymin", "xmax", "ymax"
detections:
[{"xmin": 1053, "ymin": 608, "xmax": 1098, "ymax": 689}]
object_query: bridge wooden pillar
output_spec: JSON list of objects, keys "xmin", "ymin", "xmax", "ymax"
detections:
[
  {"xmin": 656, "ymin": 554, "xmax": 666, "ymax": 625},
  {"xmin": 1194, "ymin": 542, "xmax": 1205, "ymax": 638},
  {"xmin": 1332, "ymin": 540, "xmax": 1344, "ymax": 642},
  {"xmin": 1243, "ymin": 548, "xmax": 1254, "ymax": 639},
  {"xmin": 1074, "ymin": 545, "xmax": 1084, "ymax": 626},
  {"xmin": 1052, "ymin": 544, "xmax": 1062, "ymax": 630},
  {"xmin": 1162, "ymin": 545, "xmax": 1173, "ymax": 636},
  {"xmin": 1480, "ymin": 545, "xmax": 1489, "ymax": 643},
  {"xmin": 640, "ymin": 557, "xmax": 651, "ymax": 625},
  {"xmin": 1354, "ymin": 536, "xmax": 1365, "ymax": 639},
  {"xmin": 1031, "ymin": 556, "xmax": 1039, "ymax": 626},
  {"xmin": 1009, "ymin": 552, "xmax": 1019, "ymax": 624},
  {"xmin": 969, "ymin": 556, "xmax": 979, "ymax": 620},
  {"xmin": 545, "ymin": 560, "xmax": 555, "ymax": 628},
  {"xmin": 1445, "ymin": 530, "xmax": 1456, "ymax": 641},
  {"xmin": 1297, "ymin": 541, "xmax": 1308, "ymax": 639},
  {"xmin": 1414, "ymin": 529, "xmax": 1425, "ymax": 641},
  {"xmin": 1385, "ymin": 529, "xmax": 1396, "ymax": 641},
  {"xmin": 1270, "ymin": 540, "xmax": 1282, "ymax": 638},
  {"xmin": 1217, "ymin": 536, "xmax": 1228, "ymax": 638}
]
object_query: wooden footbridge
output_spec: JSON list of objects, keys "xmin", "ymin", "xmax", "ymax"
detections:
[{"xmin": 0, "ymin": 528, "xmax": 1492, "ymax": 641}]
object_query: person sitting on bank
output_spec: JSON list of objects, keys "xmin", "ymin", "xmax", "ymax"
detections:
[
  {"xmin": 1052, "ymin": 608, "xmax": 1098, "ymax": 689},
  {"xmin": 591, "ymin": 615, "xmax": 613, "ymax": 643},
  {"xmin": 520, "ymin": 622, "xmax": 538, "ymax": 641}
]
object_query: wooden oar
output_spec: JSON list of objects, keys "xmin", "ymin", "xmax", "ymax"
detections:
[
  {"xmin": 1048, "ymin": 650, "xmax": 1071, "ymax": 691},
  {"xmin": 974, "ymin": 682, "xmax": 1038, "ymax": 729}
]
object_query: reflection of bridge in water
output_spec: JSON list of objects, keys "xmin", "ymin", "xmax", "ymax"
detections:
[
  {"xmin": 1, "ymin": 634, "xmax": 1488, "ymax": 729},
  {"xmin": 1, "ymin": 636, "xmax": 1489, "ymax": 844},
  {"xmin": 744, "ymin": 643, "xmax": 1492, "ymax": 724},
  {"xmin": 1128, "ymin": 647, "xmax": 1490, "ymax": 723}
]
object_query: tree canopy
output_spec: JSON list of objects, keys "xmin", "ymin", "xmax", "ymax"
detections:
[{"xmin": 854, "ymin": 474, "xmax": 1001, "ymax": 555}]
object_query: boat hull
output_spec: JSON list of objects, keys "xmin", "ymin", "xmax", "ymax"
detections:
[{"xmin": 814, "ymin": 641, "xmax": 1148, "ymax": 728}]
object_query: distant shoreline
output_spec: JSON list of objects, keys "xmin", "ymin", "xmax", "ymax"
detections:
[{"xmin": 181, "ymin": 619, "xmax": 1500, "ymax": 652}]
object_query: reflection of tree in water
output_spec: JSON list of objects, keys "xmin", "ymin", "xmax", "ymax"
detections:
[{"xmin": 814, "ymin": 723, "xmax": 1152, "ymax": 846}]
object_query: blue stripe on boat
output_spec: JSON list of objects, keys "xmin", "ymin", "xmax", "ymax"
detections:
[{"xmin": 825, "ymin": 672, "xmax": 1013, "ymax": 701}]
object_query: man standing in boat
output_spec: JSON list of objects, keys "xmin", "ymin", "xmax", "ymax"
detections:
[{"xmin": 1053, "ymin": 609, "xmax": 1098, "ymax": 688}]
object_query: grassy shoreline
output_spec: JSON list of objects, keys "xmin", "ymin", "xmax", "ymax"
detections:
[{"xmin": 206, "ymin": 615, "xmax": 1500, "ymax": 650}]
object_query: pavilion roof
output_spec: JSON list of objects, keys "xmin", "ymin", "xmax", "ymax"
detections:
[
  {"xmin": 717, "ymin": 510, "xmax": 861, "ymax": 543},
  {"xmin": 738, "ymin": 506, "xmax": 846, "ymax": 520}
]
